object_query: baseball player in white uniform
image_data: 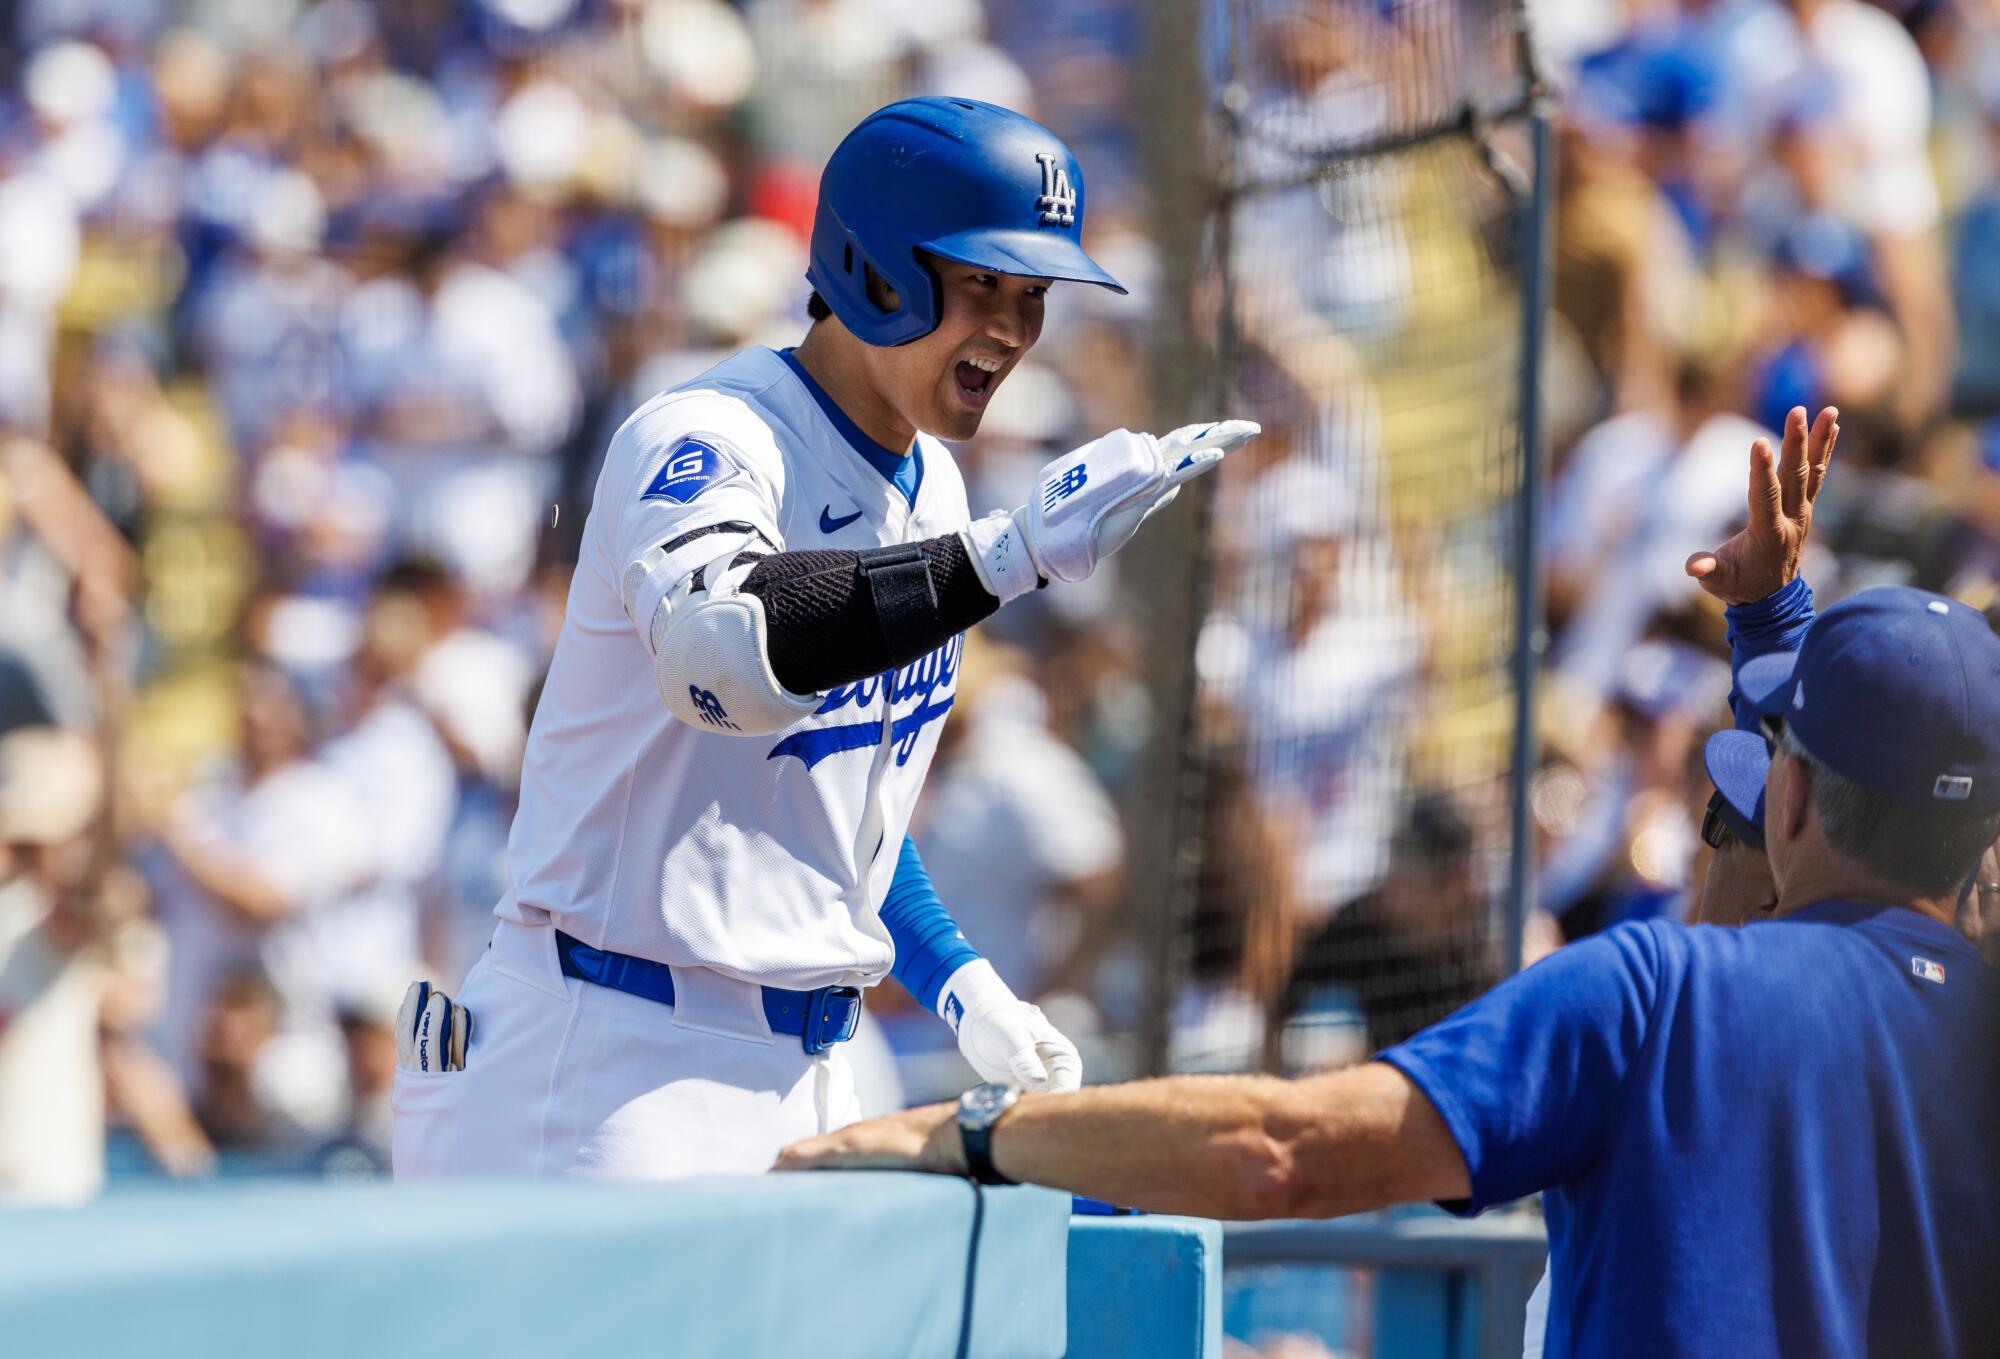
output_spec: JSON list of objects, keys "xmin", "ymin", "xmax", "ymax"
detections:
[{"xmin": 391, "ymin": 97, "xmax": 1258, "ymax": 1181}]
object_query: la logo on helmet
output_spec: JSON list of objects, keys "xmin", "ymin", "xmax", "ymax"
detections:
[{"xmin": 1035, "ymin": 152, "xmax": 1075, "ymax": 227}]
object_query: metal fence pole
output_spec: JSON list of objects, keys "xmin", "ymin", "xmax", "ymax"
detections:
[
  {"xmin": 1503, "ymin": 100, "xmax": 1556, "ymax": 980},
  {"xmin": 1127, "ymin": 0, "xmax": 1213, "ymax": 1077}
]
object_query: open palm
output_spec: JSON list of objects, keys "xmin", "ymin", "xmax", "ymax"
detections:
[{"xmin": 1685, "ymin": 406, "xmax": 1839, "ymax": 605}]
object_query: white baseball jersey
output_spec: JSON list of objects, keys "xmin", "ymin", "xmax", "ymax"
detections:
[{"xmin": 498, "ymin": 346, "xmax": 971, "ymax": 992}]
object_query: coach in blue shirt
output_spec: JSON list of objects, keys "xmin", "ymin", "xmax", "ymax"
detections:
[{"xmin": 783, "ymin": 434, "xmax": 2000, "ymax": 1358}]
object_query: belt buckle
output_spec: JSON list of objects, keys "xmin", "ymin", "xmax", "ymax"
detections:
[{"xmin": 801, "ymin": 985, "xmax": 861, "ymax": 1055}]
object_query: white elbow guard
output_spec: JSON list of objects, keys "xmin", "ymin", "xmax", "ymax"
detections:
[{"xmin": 649, "ymin": 552, "xmax": 821, "ymax": 736}]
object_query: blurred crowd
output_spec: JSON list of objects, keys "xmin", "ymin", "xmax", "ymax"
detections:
[
  {"xmin": 1160, "ymin": 0, "xmax": 2000, "ymax": 1086},
  {"xmin": 1529, "ymin": 0, "xmax": 2000, "ymax": 941},
  {"xmin": 0, "ymin": 0, "xmax": 1157, "ymax": 1201},
  {"xmin": 1, "ymin": 0, "xmax": 1997, "ymax": 1216}
]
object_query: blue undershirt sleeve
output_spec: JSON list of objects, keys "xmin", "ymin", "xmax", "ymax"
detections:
[
  {"xmin": 1723, "ymin": 576, "xmax": 1814, "ymax": 732},
  {"xmin": 880, "ymin": 835, "xmax": 983, "ymax": 1014}
]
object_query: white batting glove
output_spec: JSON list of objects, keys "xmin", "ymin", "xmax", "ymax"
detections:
[
  {"xmin": 961, "ymin": 420, "xmax": 1261, "ymax": 603},
  {"xmin": 937, "ymin": 959, "xmax": 1083, "ymax": 1093},
  {"xmin": 395, "ymin": 980, "xmax": 471, "ymax": 1073}
]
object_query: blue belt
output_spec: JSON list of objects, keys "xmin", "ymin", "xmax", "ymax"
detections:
[{"xmin": 553, "ymin": 931, "xmax": 862, "ymax": 1055}]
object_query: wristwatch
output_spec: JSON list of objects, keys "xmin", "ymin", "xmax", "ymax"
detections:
[{"xmin": 957, "ymin": 1082, "xmax": 1021, "ymax": 1186}]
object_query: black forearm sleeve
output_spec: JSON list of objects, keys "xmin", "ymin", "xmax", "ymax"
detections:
[{"xmin": 740, "ymin": 532, "xmax": 1000, "ymax": 694}]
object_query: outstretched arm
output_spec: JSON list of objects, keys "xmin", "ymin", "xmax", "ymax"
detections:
[
  {"xmin": 777, "ymin": 1060, "xmax": 1468, "ymax": 1220},
  {"xmin": 632, "ymin": 422, "xmax": 1260, "ymax": 732},
  {"xmin": 787, "ymin": 921, "xmax": 1673, "ymax": 1218}
]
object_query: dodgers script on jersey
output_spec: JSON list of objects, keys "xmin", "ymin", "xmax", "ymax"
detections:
[{"xmin": 499, "ymin": 347, "xmax": 972, "ymax": 991}]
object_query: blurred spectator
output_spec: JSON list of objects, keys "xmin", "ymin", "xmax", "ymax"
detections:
[
  {"xmin": 143, "ymin": 659, "xmax": 373, "ymax": 1129},
  {"xmin": 1968, "ymin": 835, "xmax": 1999, "ymax": 969},
  {"xmin": 1782, "ymin": 0, "xmax": 1954, "ymax": 422},
  {"xmin": 744, "ymin": 0, "xmax": 917, "ymax": 163},
  {"xmin": 1204, "ymin": 457, "xmax": 1422, "ymax": 919},
  {"xmin": 1548, "ymin": 358, "xmax": 1769, "ymax": 704},
  {"xmin": 915, "ymin": 638, "xmax": 1124, "ymax": 1006},
  {"xmin": 1953, "ymin": 68, "xmax": 2000, "ymax": 413},
  {"xmin": 1172, "ymin": 737, "xmax": 1303, "ymax": 1073},
  {"xmin": 190, "ymin": 969, "xmax": 296, "ymax": 1151},
  {"xmin": 340, "ymin": 223, "xmax": 578, "ymax": 597},
  {"xmin": 1548, "ymin": 641, "xmax": 1731, "ymax": 936},
  {"xmin": 399, "ymin": 561, "xmax": 533, "ymax": 981},
  {"xmin": 1550, "ymin": 109, "xmax": 1692, "ymax": 422},
  {"xmin": 189, "ymin": 169, "xmax": 344, "ymax": 457},
  {"xmin": 302, "ymin": 969, "xmax": 411, "ymax": 1177},
  {"xmin": 0, "ymin": 728, "xmax": 163, "ymax": 1202},
  {"xmin": 310, "ymin": 564, "xmax": 458, "ymax": 1014},
  {"xmin": 1230, "ymin": 5, "xmax": 1408, "ymax": 343},
  {"xmin": 0, "ymin": 434, "xmax": 137, "ymax": 728},
  {"xmin": 1280, "ymin": 794, "xmax": 1496, "ymax": 1057},
  {"xmin": 1808, "ymin": 408, "xmax": 1966, "ymax": 591}
]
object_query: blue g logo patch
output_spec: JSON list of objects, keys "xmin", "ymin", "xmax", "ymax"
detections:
[{"xmin": 642, "ymin": 440, "xmax": 731, "ymax": 505}]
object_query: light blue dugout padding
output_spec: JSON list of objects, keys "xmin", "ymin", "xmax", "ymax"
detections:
[
  {"xmin": 0, "ymin": 1174, "xmax": 1071, "ymax": 1359},
  {"xmin": 1225, "ymin": 1211, "xmax": 1548, "ymax": 1359},
  {"xmin": 1065, "ymin": 1215, "xmax": 1223, "ymax": 1359}
]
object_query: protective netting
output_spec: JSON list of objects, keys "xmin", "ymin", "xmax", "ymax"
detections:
[{"xmin": 1157, "ymin": 0, "xmax": 1540, "ymax": 1073}]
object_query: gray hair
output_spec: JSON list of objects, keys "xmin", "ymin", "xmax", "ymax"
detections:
[{"xmin": 1777, "ymin": 726, "xmax": 2000, "ymax": 899}]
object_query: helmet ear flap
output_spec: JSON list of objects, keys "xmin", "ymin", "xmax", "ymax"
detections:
[{"xmin": 807, "ymin": 206, "xmax": 942, "ymax": 346}]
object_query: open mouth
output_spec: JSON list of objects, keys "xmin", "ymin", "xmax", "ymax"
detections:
[{"xmin": 954, "ymin": 358, "xmax": 999, "ymax": 405}]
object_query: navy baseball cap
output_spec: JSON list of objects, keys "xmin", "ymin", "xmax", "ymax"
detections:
[{"xmin": 1726, "ymin": 587, "xmax": 2000, "ymax": 816}]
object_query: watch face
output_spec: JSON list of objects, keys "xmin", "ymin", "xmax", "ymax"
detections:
[{"xmin": 960, "ymin": 1083, "xmax": 1015, "ymax": 1127}]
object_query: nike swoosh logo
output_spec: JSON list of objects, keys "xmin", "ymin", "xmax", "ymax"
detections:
[{"xmin": 820, "ymin": 506, "xmax": 864, "ymax": 534}]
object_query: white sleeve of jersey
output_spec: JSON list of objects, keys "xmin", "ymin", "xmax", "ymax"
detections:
[{"xmin": 607, "ymin": 393, "xmax": 790, "ymax": 654}]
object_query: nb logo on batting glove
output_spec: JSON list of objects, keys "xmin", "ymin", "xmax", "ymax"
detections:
[
  {"xmin": 1042, "ymin": 465, "xmax": 1088, "ymax": 511},
  {"xmin": 689, "ymin": 687, "xmax": 739, "ymax": 730}
]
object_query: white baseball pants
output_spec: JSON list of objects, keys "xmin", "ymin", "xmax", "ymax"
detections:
[{"xmin": 392, "ymin": 918, "xmax": 862, "ymax": 1181}]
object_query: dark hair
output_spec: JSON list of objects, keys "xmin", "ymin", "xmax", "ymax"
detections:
[
  {"xmin": 214, "ymin": 968, "xmax": 284, "ymax": 1017},
  {"xmin": 376, "ymin": 554, "xmax": 454, "ymax": 599},
  {"xmin": 807, "ymin": 291, "xmax": 832, "ymax": 322},
  {"xmin": 1391, "ymin": 794, "xmax": 1476, "ymax": 873},
  {"xmin": 1780, "ymin": 727, "xmax": 2000, "ymax": 898}
]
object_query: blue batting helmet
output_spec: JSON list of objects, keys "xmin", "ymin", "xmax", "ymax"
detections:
[{"xmin": 807, "ymin": 97, "xmax": 1127, "ymax": 347}]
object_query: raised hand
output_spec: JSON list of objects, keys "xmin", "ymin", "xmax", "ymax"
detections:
[{"xmin": 1685, "ymin": 406, "xmax": 1838, "ymax": 606}]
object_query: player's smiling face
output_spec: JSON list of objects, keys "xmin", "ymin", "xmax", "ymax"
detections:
[{"xmin": 867, "ymin": 258, "xmax": 1048, "ymax": 442}]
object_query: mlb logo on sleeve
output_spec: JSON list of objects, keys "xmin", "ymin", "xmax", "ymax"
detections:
[
  {"xmin": 1911, "ymin": 956, "xmax": 1946, "ymax": 984},
  {"xmin": 642, "ymin": 439, "xmax": 736, "ymax": 505}
]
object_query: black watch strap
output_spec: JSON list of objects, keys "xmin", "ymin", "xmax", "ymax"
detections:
[
  {"xmin": 958, "ymin": 1083, "xmax": 1020, "ymax": 1186},
  {"xmin": 961, "ymin": 1118, "xmax": 1017, "ymax": 1186}
]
